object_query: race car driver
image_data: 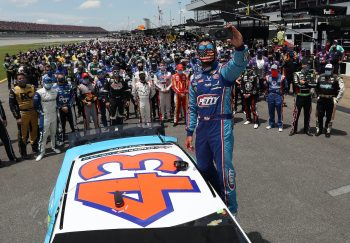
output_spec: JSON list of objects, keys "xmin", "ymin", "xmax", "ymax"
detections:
[
  {"xmin": 105, "ymin": 72, "xmax": 128, "ymax": 125},
  {"xmin": 34, "ymin": 76, "xmax": 61, "ymax": 161},
  {"xmin": 289, "ymin": 59, "xmax": 316, "ymax": 136},
  {"xmin": 78, "ymin": 73, "xmax": 99, "ymax": 130},
  {"xmin": 55, "ymin": 74, "xmax": 75, "ymax": 140},
  {"xmin": 240, "ymin": 68, "xmax": 259, "ymax": 128},
  {"xmin": 172, "ymin": 64, "xmax": 188, "ymax": 126},
  {"xmin": 0, "ymin": 99, "xmax": 19, "ymax": 163},
  {"xmin": 315, "ymin": 63, "xmax": 345, "ymax": 137},
  {"xmin": 185, "ymin": 25, "xmax": 247, "ymax": 215},
  {"xmin": 155, "ymin": 62, "xmax": 172, "ymax": 123},
  {"xmin": 9, "ymin": 72, "xmax": 38, "ymax": 159},
  {"xmin": 265, "ymin": 64, "xmax": 287, "ymax": 132},
  {"xmin": 132, "ymin": 71, "xmax": 155, "ymax": 124}
]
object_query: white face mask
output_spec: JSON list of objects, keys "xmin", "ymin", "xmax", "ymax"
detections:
[
  {"xmin": 325, "ymin": 70, "xmax": 332, "ymax": 76},
  {"xmin": 44, "ymin": 83, "xmax": 53, "ymax": 90}
]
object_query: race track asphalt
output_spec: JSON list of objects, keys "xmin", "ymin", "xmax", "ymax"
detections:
[{"xmin": 0, "ymin": 80, "xmax": 349, "ymax": 243}]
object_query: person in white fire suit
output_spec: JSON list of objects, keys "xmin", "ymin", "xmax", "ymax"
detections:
[
  {"xmin": 132, "ymin": 71, "xmax": 155, "ymax": 124},
  {"xmin": 34, "ymin": 75, "xmax": 61, "ymax": 161}
]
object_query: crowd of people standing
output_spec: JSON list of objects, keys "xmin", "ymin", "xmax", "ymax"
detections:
[{"xmin": 0, "ymin": 35, "xmax": 345, "ymax": 165}]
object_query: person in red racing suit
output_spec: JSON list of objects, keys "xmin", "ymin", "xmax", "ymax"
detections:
[{"xmin": 172, "ymin": 64, "xmax": 188, "ymax": 126}]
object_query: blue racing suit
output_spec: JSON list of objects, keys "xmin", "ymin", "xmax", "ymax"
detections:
[
  {"xmin": 186, "ymin": 45, "xmax": 248, "ymax": 214},
  {"xmin": 266, "ymin": 74, "xmax": 286, "ymax": 128}
]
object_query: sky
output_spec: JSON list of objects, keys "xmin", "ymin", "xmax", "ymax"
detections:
[{"xmin": 0, "ymin": 0, "xmax": 193, "ymax": 31}]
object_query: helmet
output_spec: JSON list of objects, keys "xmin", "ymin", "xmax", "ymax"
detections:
[{"xmin": 42, "ymin": 75, "xmax": 54, "ymax": 90}]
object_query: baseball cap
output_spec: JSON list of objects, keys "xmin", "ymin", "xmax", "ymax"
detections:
[
  {"xmin": 82, "ymin": 72, "xmax": 89, "ymax": 78},
  {"xmin": 325, "ymin": 63, "xmax": 333, "ymax": 69}
]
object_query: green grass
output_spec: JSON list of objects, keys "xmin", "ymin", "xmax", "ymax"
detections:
[{"xmin": 0, "ymin": 41, "xmax": 78, "ymax": 81}]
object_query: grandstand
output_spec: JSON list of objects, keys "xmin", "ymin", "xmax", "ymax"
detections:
[{"xmin": 0, "ymin": 20, "xmax": 108, "ymax": 34}]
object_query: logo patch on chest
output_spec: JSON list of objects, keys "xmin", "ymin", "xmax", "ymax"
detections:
[{"xmin": 197, "ymin": 94, "xmax": 220, "ymax": 107}]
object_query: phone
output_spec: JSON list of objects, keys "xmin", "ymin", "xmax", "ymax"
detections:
[{"xmin": 209, "ymin": 28, "xmax": 233, "ymax": 41}]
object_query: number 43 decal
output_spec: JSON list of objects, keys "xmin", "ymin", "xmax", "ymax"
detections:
[{"xmin": 75, "ymin": 152, "xmax": 200, "ymax": 227}]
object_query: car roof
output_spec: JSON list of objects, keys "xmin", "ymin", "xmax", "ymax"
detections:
[{"xmin": 51, "ymin": 142, "xmax": 229, "ymax": 237}]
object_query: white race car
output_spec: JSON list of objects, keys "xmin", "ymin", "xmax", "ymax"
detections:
[{"xmin": 45, "ymin": 124, "xmax": 251, "ymax": 243}]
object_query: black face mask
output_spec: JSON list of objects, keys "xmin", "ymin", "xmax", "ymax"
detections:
[
  {"xmin": 257, "ymin": 54, "xmax": 262, "ymax": 60},
  {"xmin": 58, "ymin": 78, "xmax": 65, "ymax": 83}
]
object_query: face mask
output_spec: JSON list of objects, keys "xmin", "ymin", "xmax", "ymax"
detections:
[
  {"xmin": 82, "ymin": 79, "xmax": 89, "ymax": 85},
  {"xmin": 302, "ymin": 67, "xmax": 310, "ymax": 73},
  {"xmin": 198, "ymin": 49, "xmax": 215, "ymax": 63},
  {"xmin": 257, "ymin": 54, "xmax": 262, "ymax": 59},
  {"xmin": 160, "ymin": 66, "xmax": 166, "ymax": 71},
  {"xmin": 44, "ymin": 83, "xmax": 53, "ymax": 90},
  {"xmin": 325, "ymin": 70, "xmax": 332, "ymax": 76},
  {"xmin": 58, "ymin": 78, "xmax": 65, "ymax": 83},
  {"xmin": 18, "ymin": 80, "xmax": 27, "ymax": 88},
  {"xmin": 178, "ymin": 71, "xmax": 183, "ymax": 75},
  {"xmin": 140, "ymin": 76, "xmax": 146, "ymax": 83},
  {"xmin": 271, "ymin": 70, "xmax": 279, "ymax": 78}
]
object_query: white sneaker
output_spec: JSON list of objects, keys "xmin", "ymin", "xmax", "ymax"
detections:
[
  {"xmin": 278, "ymin": 128, "xmax": 283, "ymax": 132},
  {"xmin": 36, "ymin": 153, "xmax": 45, "ymax": 161},
  {"xmin": 52, "ymin": 148, "xmax": 61, "ymax": 154},
  {"xmin": 254, "ymin": 124, "xmax": 259, "ymax": 129},
  {"xmin": 243, "ymin": 121, "xmax": 251, "ymax": 125},
  {"xmin": 266, "ymin": 125, "xmax": 271, "ymax": 130}
]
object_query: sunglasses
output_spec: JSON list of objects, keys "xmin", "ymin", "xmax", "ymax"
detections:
[{"xmin": 198, "ymin": 43, "xmax": 214, "ymax": 51}]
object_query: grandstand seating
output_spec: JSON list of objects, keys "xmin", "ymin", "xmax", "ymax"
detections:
[{"xmin": 0, "ymin": 21, "xmax": 107, "ymax": 33}]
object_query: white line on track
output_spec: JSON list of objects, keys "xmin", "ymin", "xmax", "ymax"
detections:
[{"xmin": 327, "ymin": 184, "xmax": 350, "ymax": 197}]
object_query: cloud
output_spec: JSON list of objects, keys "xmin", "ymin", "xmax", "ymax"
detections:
[
  {"xmin": 79, "ymin": 0, "xmax": 101, "ymax": 9},
  {"xmin": 36, "ymin": 18, "xmax": 49, "ymax": 24},
  {"xmin": 9, "ymin": 0, "xmax": 38, "ymax": 7}
]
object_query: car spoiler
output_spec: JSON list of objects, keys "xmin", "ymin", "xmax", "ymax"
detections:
[{"xmin": 68, "ymin": 123, "xmax": 165, "ymax": 148}]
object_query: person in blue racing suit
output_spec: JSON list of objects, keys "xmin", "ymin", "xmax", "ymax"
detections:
[
  {"xmin": 55, "ymin": 74, "xmax": 75, "ymax": 140},
  {"xmin": 185, "ymin": 25, "xmax": 247, "ymax": 215}
]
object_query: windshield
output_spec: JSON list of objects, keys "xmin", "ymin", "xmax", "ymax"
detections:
[
  {"xmin": 52, "ymin": 210, "xmax": 249, "ymax": 243},
  {"xmin": 68, "ymin": 123, "xmax": 165, "ymax": 147}
]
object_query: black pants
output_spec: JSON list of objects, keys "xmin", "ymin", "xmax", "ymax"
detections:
[
  {"xmin": 126, "ymin": 92, "xmax": 138, "ymax": 119},
  {"xmin": 291, "ymin": 95, "xmax": 312, "ymax": 133},
  {"xmin": 59, "ymin": 107, "xmax": 75, "ymax": 135},
  {"xmin": 244, "ymin": 95, "xmax": 259, "ymax": 124},
  {"xmin": 331, "ymin": 60, "xmax": 340, "ymax": 75},
  {"xmin": 317, "ymin": 98, "xmax": 334, "ymax": 131},
  {"xmin": 6, "ymin": 71, "xmax": 15, "ymax": 90},
  {"xmin": 285, "ymin": 76, "xmax": 295, "ymax": 94},
  {"xmin": 0, "ymin": 121, "xmax": 17, "ymax": 161},
  {"xmin": 110, "ymin": 98, "xmax": 125, "ymax": 125},
  {"xmin": 98, "ymin": 100, "xmax": 108, "ymax": 127},
  {"xmin": 151, "ymin": 91, "xmax": 159, "ymax": 120},
  {"xmin": 234, "ymin": 87, "xmax": 245, "ymax": 112}
]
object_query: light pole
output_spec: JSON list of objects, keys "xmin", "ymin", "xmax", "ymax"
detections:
[{"xmin": 178, "ymin": 1, "xmax": 182, "ymax": 25}]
